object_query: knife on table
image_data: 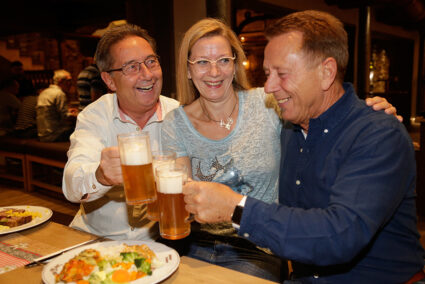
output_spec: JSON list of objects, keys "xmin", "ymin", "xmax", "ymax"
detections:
[{"xmin": 24, "ymin": 237, "xmax": 105, "ymax": 268}]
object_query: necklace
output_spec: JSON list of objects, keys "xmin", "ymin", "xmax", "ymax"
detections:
[{"xmin": 199, "ymin": 94, "xmax": 238, "ymax": 130}]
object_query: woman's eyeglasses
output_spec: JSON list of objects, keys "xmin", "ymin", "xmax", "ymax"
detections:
[{"xmin": 187, "ymin": 55, "xmax": 236, "ymax": 73}]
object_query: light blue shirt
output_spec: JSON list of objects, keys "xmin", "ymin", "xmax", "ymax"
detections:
[{"xmin": 162, "ymin": 88, "xmax": 281, "ymax": 204}]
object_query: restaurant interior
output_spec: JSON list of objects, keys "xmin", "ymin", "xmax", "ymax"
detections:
[{"xmin": 0, "ymin": 0, "xmax": 425, "ymax": 282}]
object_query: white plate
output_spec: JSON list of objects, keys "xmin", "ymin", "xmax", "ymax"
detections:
[
  {"xmin": 0, "ymin": 205, "xmax": 53, "ymax": 235},
  {"xmin": 42, "ymin": 241, "xmax": 180, "ymax": 284}
]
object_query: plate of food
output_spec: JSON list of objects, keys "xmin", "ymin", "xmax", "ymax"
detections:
[
  {"xmin": 42, "ymin": 241, "xmax": 180, "ymax": 284},
  {"xmin": 0, "ymin": 205, "xmax": 53, "ymax": 235}
]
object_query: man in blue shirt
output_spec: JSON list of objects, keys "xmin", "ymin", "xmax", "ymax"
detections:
[{"xmin": 183, "ymin": 10, "xmax": 425, "ymax": 283}]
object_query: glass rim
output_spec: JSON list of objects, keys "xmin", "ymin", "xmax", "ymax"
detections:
[
  {"xmin": 156, "ymin": 162, "xmax": 186, "ymax": 176},
  {"xmin": 152, "ymin": 150, "xmax": 177, "ymax": 159},
  {"xmin": 117, "ymin": 131, "xmax": 150, "ymax": 139}
]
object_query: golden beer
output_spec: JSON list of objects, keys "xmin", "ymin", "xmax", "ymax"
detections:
[
  {"xmin": 147, "ymin": 151, "xmax": 176, "ymax": 221},
  {"xmin": 157, "ymin": 163, "xmax": 190, "ymax": 240},
  {"xmin": 157, "ymin": 192, "xmax": 190, "ymax": 239},
  {"xmin": 118, "ymin": 131, "xmax": 155, "ymax": 205},
  {"xmin": 146, "ymin": 192, "xmax": 159, "ymax": 221},
  {"xmin": 121, "ymin": 163, "xmax": 156, "ymax": 205}
]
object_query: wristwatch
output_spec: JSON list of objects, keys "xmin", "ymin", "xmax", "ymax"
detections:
[
  {"xmin": 231, "ymin": 196, "xmax": 247, "ymax": 229},
  {"xmin": 231, "ymin": 205, "xmax": 244, "ymax": 225}
]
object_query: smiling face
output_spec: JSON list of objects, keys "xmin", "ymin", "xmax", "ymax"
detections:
[
  {"xmin": 102, "ymin": 36, "xmax": 163, "ymax": 114},
  {"xmin": 188, "ymin": 35, "xmax": 235, "ymax": 103},
  {"xmin": 263, "ymin": 31, "xmax": 324, "ymax": 129}
]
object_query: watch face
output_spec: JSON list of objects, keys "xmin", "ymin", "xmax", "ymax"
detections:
[{"xmin": 231, "ymin": 205, "xmax": 243, "ymax": 225}]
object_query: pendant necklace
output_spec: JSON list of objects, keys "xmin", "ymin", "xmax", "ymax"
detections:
[{"xmin": 200, "ymin": 94, "xmax": 238, "ymax": 130}]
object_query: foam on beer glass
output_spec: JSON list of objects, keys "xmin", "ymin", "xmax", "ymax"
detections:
[
  {"xmin": 118, "ymin": 132, "xmax": 156, "ymax": 205},
  {"xmin": 156, "ymin": 164, "xmax": 191, "ymax": 240}
]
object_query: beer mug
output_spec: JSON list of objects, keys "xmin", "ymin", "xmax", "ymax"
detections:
[
  {"xmin": 156, "ymin": 163, "xmax": 191, "ymax": 240},
  {"xmin": 117, "ymin": 131, "xmax": 156, "ymax": 205},
  {"xmin": 147, "ymin": 150, "xmax": 177, "ymax": 221}
]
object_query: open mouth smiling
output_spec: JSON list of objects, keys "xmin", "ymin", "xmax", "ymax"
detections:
[
  {"xmin": 205, "ymin": 81, "xmax": 223, "ymax": 87},
  {"xmin": 136, "ymin": 84, "xmax": 154, "ymax": 91},
  {"xmin": 278, "ymin": 97, "xmax": 290, "ymax": 104}
]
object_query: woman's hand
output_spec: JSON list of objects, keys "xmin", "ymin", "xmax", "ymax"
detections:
[{"xmin": 366, "ymin": 96, "xmax": 403, "ymax": 122}]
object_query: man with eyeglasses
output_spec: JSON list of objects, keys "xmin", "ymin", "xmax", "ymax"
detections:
[{"xmin": 63, "ymin": 24, "xmax": 179, "ymax": 240}]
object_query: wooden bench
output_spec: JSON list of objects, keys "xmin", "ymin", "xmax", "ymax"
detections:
[
  {"xmin": 0, "ymin": 136, "xmax": 69, "ymax": 193},
  {"xmin": 0, "ymin": 137, "xmax": 29, "ymax": 190}
]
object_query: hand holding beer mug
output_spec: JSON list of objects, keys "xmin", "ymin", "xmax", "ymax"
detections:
[
  {"xmin": 147, "ymin": 150, "xmax": 177, "ymax": 221},
  {"xmin": 156, "ymin": 163, "xmax": 192, "ymax": 240},
  {"xmin": 117, "ymin": 131, "xmax": 156, "ymax": 205}
]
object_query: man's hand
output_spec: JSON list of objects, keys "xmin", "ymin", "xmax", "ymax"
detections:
[
  {"xmin": 366, "ymin": 96, "xmax": 403, "ymax": 122},
  {"xmin": 95, "ymin": 146, "xmax": 123, "ymax": 186},
  {"xmin": 183, "ymin": 181, "xmax": 243, "ymax": 223}
]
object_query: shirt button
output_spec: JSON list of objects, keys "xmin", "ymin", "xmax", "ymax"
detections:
[
  {"xmin": 243, "ymin": 233, "xmax": 249, "ymax": 238},
  {"xmin": 136, "ymin": 127, "xmax": 140, "ymax": 131},
  {"xmin": 296, "ymin": 180, "xmax": 301, "ymax": 185},
  {"xmin": 313, "ymin": 273, "xmax": 319, "ymax": 278},
  {"xmin": 300, "ymin": 148, "xmax": 303, "ymax": 153},
  {"xmin": 92, "ymin": 184, "xmax": 96, "ymax": 189},
  {"xmin": 324, "ymin": 129, "xmax": 329, "ymax": 133}
]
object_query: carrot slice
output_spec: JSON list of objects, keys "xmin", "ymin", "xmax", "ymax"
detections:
[{"xmin": 112, "ymin": 269, "xmax": 131, "ymax": 283}]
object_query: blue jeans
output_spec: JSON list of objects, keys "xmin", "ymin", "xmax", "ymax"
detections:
[{"xmin": 186, "ymin": 236, "xmax": 287, "ymax": 282}]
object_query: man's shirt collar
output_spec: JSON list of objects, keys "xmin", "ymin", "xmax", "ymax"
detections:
[{"xmin": 112, "ymin": 93, "xmax": 163, "ymax": 128}]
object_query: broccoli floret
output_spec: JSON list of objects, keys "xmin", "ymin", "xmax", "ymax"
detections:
[
  {"xmin": 120, "ymin": 252, "xmax": 140, "ymax": 262},
  {"xmin": 88, "ymin": 272, "xmax": 103, "ymax": 284},
  {"xmin": 134, "ymin": 258, "xmax": 152, "ymax": 275},
  {"xmin": 97, "ymin": 259, "xmax": 109, "ymax": 271}
]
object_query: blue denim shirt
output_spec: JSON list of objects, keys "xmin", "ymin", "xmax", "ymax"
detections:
[{"xmin": 239, "ymin": 83, "xmax": 425, "ymax": 283}]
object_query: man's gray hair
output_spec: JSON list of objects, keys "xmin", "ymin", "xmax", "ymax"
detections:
[{"xmin": 53, "ymin": 69, "xmax": 71, "ymax": 84}]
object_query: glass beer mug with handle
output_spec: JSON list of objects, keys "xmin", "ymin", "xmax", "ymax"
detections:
[
  {"xmin": 117, "ymin": 131, "xmax": 156, "ymax": 205},
  {"xmin": 156, "ymin": 163, "xmax": 192, "ymax": 240},
  {"xmin": 147, "ymin": 150, "xmax": 177, "ymax": 221}
]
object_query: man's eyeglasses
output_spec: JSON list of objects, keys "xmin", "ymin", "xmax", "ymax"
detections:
[
  {"xmin": 106, "ymin": 55, "xmax": 160, "ymax": 76},
  {"xmin": 187, "ymin": 55, "xmax": 236, "ymax": 73}
]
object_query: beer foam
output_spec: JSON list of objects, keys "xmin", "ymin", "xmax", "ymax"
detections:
[
  {"xmin": 158, "ymin": 171, "xmax": 183, "ymax": 194},
  {"xmin": 153, "ymin": 160, "xmax": 174, "ymax": 182},
  {"xmin": 121, "ymin": 143, "xmax": 151, "ymax": 165}
]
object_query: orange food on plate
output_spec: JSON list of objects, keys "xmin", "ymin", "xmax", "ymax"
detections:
[
  {"xmin": 54, "ymin": 244, "xmax": 158, "ymax": 283},
  {"xmin": 55, "ymin": 259, "xmax": 95, "ymax": 282},
  {"xmin": 112, "ymin": 269, "xmax": 132, "ymax": 282}
]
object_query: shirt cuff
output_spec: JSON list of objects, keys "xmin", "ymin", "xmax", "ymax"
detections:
[{"xmin": 82, "ymin": 171, "xmax": 113, "ymax": 201}]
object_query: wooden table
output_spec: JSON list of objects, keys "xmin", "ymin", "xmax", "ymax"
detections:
[{"xmin": 0, "ymin": 222, "xmax": 276, "ymax": 283}]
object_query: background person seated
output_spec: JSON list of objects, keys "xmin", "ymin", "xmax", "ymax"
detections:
[
  {"xmin": 76, "ymin": 63, "xmax": 108, "ymax": 110},
  {"xmin": 36, "ymin": 69, "xmax": 76, "ymax": 142},
  {"xmin": 14, "ymin": 91, "xmax": 38, "ymax": 139},
  {"xmin": 0, "ymin": 78, "xmax": 21, "ymax": 136},
  {"xmin": 10, "ymin": 60, "xmax": 36, "ymax": 98}
]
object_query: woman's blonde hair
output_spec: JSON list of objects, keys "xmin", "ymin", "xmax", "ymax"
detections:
[{"xmin": 177, "ymin": 18, "xmax": 251, "ymax": 105}]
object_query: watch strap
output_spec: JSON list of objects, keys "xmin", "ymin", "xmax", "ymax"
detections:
[
  {"xmin": 231, "ymin": 205, "xmax": 244, "ymax": 225},
  {"xmin": 231, "ymin": 196, "xmax": 246, "ymax": 227}
]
